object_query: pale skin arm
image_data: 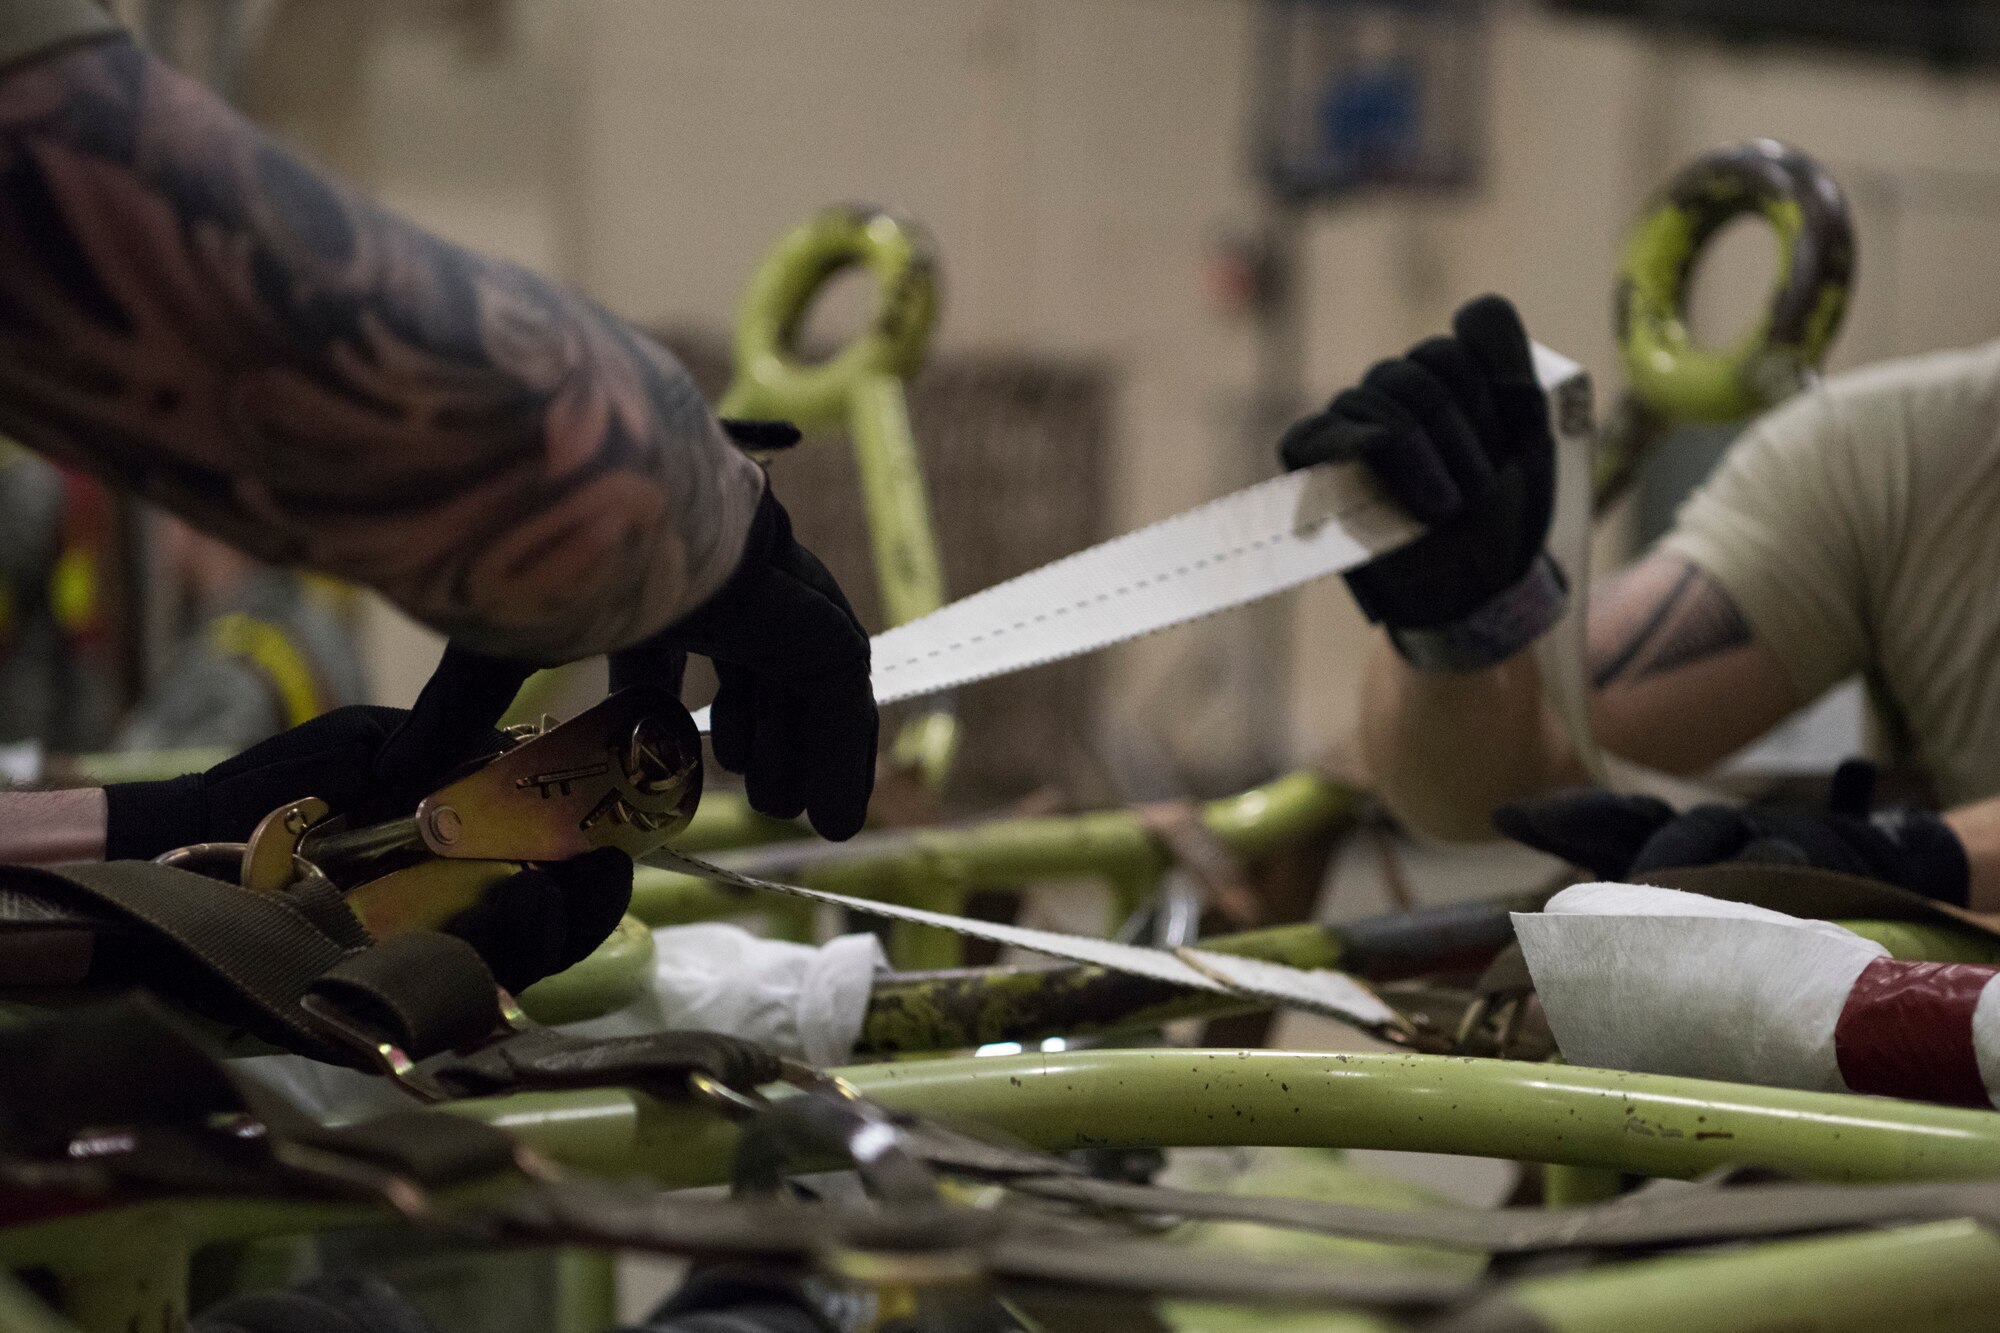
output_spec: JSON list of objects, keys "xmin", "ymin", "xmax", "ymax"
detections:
[
  {"xmin": 0, "ymin": 788, "xmax": 105, "ymax": 864},
  {"xmin": 1359, "ymin": 546, "xmax": 2000, "ymax": 908},
  {"xmin": 1359, "ymin": 547, "xmax": 1798, "ymax": 840},
  {"xmin": 1943, "ymin": 803, "xmax": 2000, "ymax": 914}
]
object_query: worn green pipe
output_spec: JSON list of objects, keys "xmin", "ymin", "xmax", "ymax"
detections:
[
  {"xmin": 1840, "ymin": 918, "xmax": 2000, "ymax": 965},
  {"xmin": 0, "ymin": 1270, "xmax": 78, "ymax": 1333},
  {"xmin": 446, "ymin": 1048, "xmax": 2000, "ymax": 1192},
  {"xmin": 634, "ymin": 770, "xmax": 1358, "ymax": 926},
  {"xmin": 53, "ymin": 748, "xmax": 228, "ymax": 785},
  {"xmin": 858, "ymin": 893, "xmax": 1534, "ymax": 1054},
  {"xmin": 1496, "ymin": 1218, "xmax": 2000, "ymax": 1333},
  {"xmin": 674, "ymin": 791, "xmax": 805, "ymax": 853},
  {"xmin": 517, "ymin": 915, "xmax": 655, "ymax": 1026},
  {"xmin": 847, "ymin": 373, "xmax": 957, "ymax": 787}
]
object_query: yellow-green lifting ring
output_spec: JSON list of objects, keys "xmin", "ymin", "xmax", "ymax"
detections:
[
  {"xmin": 721, "ymin": 207, "xmax": 957, "ymax": 789},
  {"xmin": 1616, "ymin": 138, "xmax": 1853, "ymax": 423},
  {"xmin": 721, "ymin": 206, "xmax": 939, "ymax": 429}
]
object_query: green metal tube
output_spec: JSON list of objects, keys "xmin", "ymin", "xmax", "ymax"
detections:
[
  {"xmin": 518, "ymin": 914, "xmax": 656, "ymax": 1026},
  {"xmin": 1839, "ymin": 918, "xmax": 2000, "ymax": 965},
  {"xmin": 447, "ymin": 1049, "xmax": 2000, "ymax": 1192},
  {"xmin": 857, "ymin": 893, "xmax": 1533, "ymax": 1054},
  {"xmin": 673, "ymin": 791, "xmax": 805, "ymax": 853},
  {"xmin": 633, "ymin": 771, "xmax": 1357, "ymax": 926},
  {"xmin": 887, "ymin": 881, "xmax": 970, "ymax": 971},
  {"xmin": 52, "ymin": 748, "xmax": 228, "ymax": 785},
  {"xmin": 847, "ymin": 370, "xmax": 948, "ymax": 634},
  {"xmin": 1494, "ymin": 1218, "xmax": 2000, "ymax": 1333},
  {"xmin": 0, "ymin": 1270, "xmax": 80, "ymax": 1333}
]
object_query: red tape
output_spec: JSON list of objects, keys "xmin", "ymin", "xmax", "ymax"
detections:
[{"xmin": 1834, "ymin": 958, "xmax": 1996, "ymax": 1108}]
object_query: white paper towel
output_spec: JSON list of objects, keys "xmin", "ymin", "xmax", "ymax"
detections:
[{"xmin": 1515, "ymin": 882, "xmax": 1888, "ymax": 1093}]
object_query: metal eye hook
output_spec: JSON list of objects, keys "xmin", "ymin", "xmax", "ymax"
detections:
[
  {"xmin": 296, "ymin": 991, "xmax": 452, "ymax": 1103},
  {"xmin": 153, "ymin": 842, "xmax": 250, "ymax": 871}
]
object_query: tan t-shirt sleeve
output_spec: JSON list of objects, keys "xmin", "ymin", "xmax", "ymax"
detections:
[
  {"xmin": 0, "ymin": 0, "xmax": 117, "ymax": 71},
  {"xmin": 1659, "ymin": 381, "xmax": 1897, "ymax": 709}
]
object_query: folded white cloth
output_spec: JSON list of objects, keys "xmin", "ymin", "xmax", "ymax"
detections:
[{"xmin": 564, "ymin": 922, "xmax": 885, "ymax": 1068}]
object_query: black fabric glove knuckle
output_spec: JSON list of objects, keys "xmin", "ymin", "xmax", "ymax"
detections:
[
  {"xmin": 1332, "ymin": 385, "xmax": 1463, "ymax": 525},
  {"xmin": 1276, "ymin": 409, "xmax": 1394, "ymax": 479},
  {"xmin": 1876, "ymin": 805, "xmax": 1972, "ymax": 906},
  {"xmin": 707, "ymin": 675, "xmax": 758, "ymax": 776},
  {"xmin": 743, "ymin": 709, "xmax": 810, "ymax": 822},
  {"xmin": 717, "ymin": 418, "xmax": 804, "ymax": 451},
  {"xmin": 1365, "ymin": 357, "xmax": 1497, "ymax": 507},
  {"xmin": 191, "ymin": 1277, "xmax": 437, "ymax": 1333},
  {"xmin": 548, "ymin": 846, "xmax": 636, "ymax": 972},
  {"xmin": 1631, "ymin": 804, "xmax": 1756, "ymax": 874},
  {"xmin": 105, "ymin": 705, "xmax": 410, "ymax": 860},
  {"xmin": 1406, "ymin": 335, "xmax": 1503, "ymax": 445},
  {"xmin": 1450, "ymin": 294, "xmax": 1535, "ymax": 384},
  {"xmin": 800, "ymin": 685, "xmax": 879, "ymax": 841},
  {"xmin": 370, "ymin": 647, "xmax": 530, "ymax": 814},
  {"xmin": 1493, "ymin": 790, "xmax": 1675, "ymax": 880},
  {"xmin": 443, "ymin": 869, "xmax": 566, "ymax": 995},
  {"xmin": 1292, "ymin": 293, "xmax": 1563, "ymax": 670},
  {"xmin": 635, "ymin": 485, "xmax": 877, "ymax": 839},
  {"xmin": 779, "ymin": 541, "xmax": 868, "ymax": 637},
  {"xmin": 1451, "ymin": 295, "xmax": 1554, "ymax": 465},
  {"xmin": 1503, "ymin": 779, "xmax": 1971, "ymax": 909}
]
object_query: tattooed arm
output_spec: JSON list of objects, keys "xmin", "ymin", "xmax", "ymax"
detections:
[
  {"xmin": 1359, "ymin": 549, "xmax": 1799, "ymax": 841},
  {"xmin": 0, "ymin": 34, "xmax": 763, "ymax": 663},
  {"xmin": 1583, "ymin": 551, "xmax": 1800, "ymax": 771}
]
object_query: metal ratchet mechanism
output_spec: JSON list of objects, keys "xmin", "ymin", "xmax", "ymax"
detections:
[{"xmin": 177, "ymin": 686, "xmax": 706, "ymax": 940}]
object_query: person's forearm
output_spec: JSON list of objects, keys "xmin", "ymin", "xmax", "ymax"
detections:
[
  {"xmin": 0, "ymin": 36, "xmax": 761, "ymax": 663},
  {"xmin": 1942, "ymin": 798, "xmax": 2000, "ymax": 914},
  {"xmin": 1358, "ymin": 637, "xmax": 1582, "ymax": 842},
  {"xmin": 0, "ymin": 787, "xmax": 105, "ymax": 864}
]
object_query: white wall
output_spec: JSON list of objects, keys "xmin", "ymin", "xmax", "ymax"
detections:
[{"xmin": 245, "ymin": 0, "xmax": 2000, "ymax": 752}]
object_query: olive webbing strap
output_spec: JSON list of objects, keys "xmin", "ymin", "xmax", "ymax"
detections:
[
  {"xmin": 0, "ymin": 860, "xmax": 497, "ymax": 1066},
  {"xmin": 483, "ymin": 1154, "xmax": 2000, "ymax": 1313},
  {"xmin": 484, "ymin": 1178, "xmax": 1478, "ymax": 1313},
  {"xmin": 1645, "ymin": 863, "xmax": 2000, "ymax": 944},
  {"xmin": 861, "ymin": 1095, "xmax": 2000, "ymax": 1259},
  {"xmin": 1001, "ymin": 1172, "xmax": 2000, "ymax": 1256},
  {"xmin": 310, "ymin": 933, "xmax": 501, "ymax": 1061},
  {"xmin": 3, "ymin": 860, "xmax": 357, "ymax": 1061},
  {"xmin": 428, "ymin": 1026, "xmax": 784, "ymax": 1101},
  {"xmin": 0, "ymin": 995, "xmax": 520, "ymax": 1197}
]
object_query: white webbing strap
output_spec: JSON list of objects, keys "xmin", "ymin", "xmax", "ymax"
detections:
[{"xmin": 646, "ymin": 847, "xmax": 1403, "ymax": 1036}]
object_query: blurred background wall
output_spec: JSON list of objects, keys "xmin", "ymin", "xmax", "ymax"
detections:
[{"xmin": 195, "ymin": 0, "xmax": 2000, "ymax": 791}]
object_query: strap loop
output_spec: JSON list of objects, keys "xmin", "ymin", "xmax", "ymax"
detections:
[
  {"xmin": 308, "ymin": 933, "xmax": 502, "ymax": 1059},
  {"xmin": 429, "ymin": 1028, "xmax": 783, "ymax": 1103}
]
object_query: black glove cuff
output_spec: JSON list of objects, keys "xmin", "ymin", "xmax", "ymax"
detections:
[
  {"xmin": 103, "ymin": 774, "xmax": 206, "ymax": 862},
  {"xmin": 1387, "ymin": 553, "xmax": 1567, "ymax": 673}
]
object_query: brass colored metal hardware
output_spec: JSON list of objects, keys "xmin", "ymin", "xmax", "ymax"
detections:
[{"xmin": 241, "ymin": 797, "xmax": 330, "ymax": 895}]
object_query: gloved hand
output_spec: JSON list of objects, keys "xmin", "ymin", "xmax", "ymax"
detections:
[
  {"xmin": 103, "ymin": 647, "xmax": 633, "ymax": 993},
  {"xmin": 103, "ymin": 645, "xmax": 526, "ymax": 857},
  {"xmin": 612, "ymin": 478, "xmax": 876, "ymax": 841},
  {"xmin": 1277, "ymin": 294, "xmax": 1565, "ymax": 671},
  {"xmin": 1494, "ymin": 763, "xmax": 1971, "ymax": 907}
]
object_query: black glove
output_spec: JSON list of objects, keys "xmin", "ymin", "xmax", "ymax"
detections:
[
  {"xmin": 1494, "ymin": 762, "xmax": 1971, "ymax": 907},
  {"xmin": 103, "ymin": 646, "xmax": 525, "ymax": 858},
  {"xmin": 104, "ymin": 648, "xmax": 633, "ymax": 993},
  {"xmin": 1277, "ymin": 294, "xmax": 1565, "ymax": 671},
  {"xmin": 613, "ymin": 482, "xmax": 876, "ymax": 841}
]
